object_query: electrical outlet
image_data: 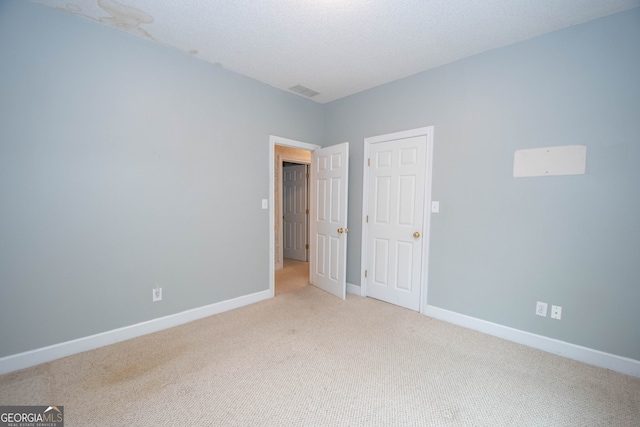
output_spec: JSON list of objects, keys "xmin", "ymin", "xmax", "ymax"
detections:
[
  {"xmin": 551, "ymin": 305, "xmax": 562, "ymax": 320},
  {"xmin": 536, "ymin": 301, "xmax": 548, "ymax": 317},
  {"xmin": 153, "ymin": 287, "xmax": 162, "ymax": 302}
]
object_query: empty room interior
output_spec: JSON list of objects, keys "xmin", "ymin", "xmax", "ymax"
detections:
[{"xmin": 1, "ymin": 0, "xmax": 639, "ymax": 425}]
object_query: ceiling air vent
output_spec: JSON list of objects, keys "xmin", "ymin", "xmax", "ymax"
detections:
[{"xmin": 289, "ymin": 84, "xmax": 320, "ymax": 98}]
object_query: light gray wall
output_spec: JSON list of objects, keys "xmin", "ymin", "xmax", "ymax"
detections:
[
  {"xmin": 0, "ymin": 0, "xmax": 323, "ymax": 357},
  {"xmin": 2, "ymin": 0, "xmax": 638, "ymax": 364},
  {"xmin": 324, "ymin": 9, "xmax": 640, "ymax": 360}
]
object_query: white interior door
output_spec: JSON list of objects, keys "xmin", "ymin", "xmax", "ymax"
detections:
[
  {"xmin": 283, "ymin": 164, "xmax": 308, "ymax": 261},
  {"xmin": 310, "ymin": 142, "xmax": 349, "ymax": 299},
  {"xmin": 365, "ymin": 135, "xmax": 428, "ymax": 311}
]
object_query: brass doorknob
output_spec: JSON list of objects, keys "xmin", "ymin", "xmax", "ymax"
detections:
[
  {"xmin": 337, "ymin": 228, "xmax": 344, "ymax": 234},
  {"xmin": 413, "ymin": 231, "xmax": 421, "ymax": 238}
]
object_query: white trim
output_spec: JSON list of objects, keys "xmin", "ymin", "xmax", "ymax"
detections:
[
  {"xmin": 361, "ymin": 126, "xmax": 435, "ymax": 312},
  {"xmin": 421, "ymin": 130, "xmax": 435, "ymax": 313},
  {"xmin": 346, "ymin": 282, "xmax": 361, "ymax": 296},
  {"xmin": 360, "ymin": 141, "xmax": 370, "ymax": 295},
  {"xmin": 424, "ymin": 305, "xmax": 640, "ymax": 378},
  {"xmin": 0, "ymin": 290, "xmax": 271, "ymax": 375},
  {"xmin": 269, "ymin": 135, "xmax": 320, "ymax": 298}
]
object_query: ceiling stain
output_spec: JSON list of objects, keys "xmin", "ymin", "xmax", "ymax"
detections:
[
  {"xmin": 188, "ymin": 49, "xmax": 198, "ymax": 55},
  {"xmin": 97, "ymin": 0, "xmax": 154, "ymax": 39},
  {"xmin": 60, "ymin": 0, "xmax": 155, "ymax": 40}
]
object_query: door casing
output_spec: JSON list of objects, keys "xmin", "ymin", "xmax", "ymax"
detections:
[{"xmin": 360, "ymin": 126, "xmax": 435, "ymax": 313}]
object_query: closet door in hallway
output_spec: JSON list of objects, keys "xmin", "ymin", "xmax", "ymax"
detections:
[{"xmin": 283, "ymin": 164, "xmax": 308, "ymax": 261}]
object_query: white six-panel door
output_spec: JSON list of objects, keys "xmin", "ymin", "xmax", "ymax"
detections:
[
  {"xmin": 310, "ymin": 143, "xmax": 349, "ymax": 299},
  {"xmin": 365, "ymin": 134, "xmax": 429, "ymax": 311},
  {"xmin": 283, "ymin": 164, "xmax": 308, "ymax": 261}
]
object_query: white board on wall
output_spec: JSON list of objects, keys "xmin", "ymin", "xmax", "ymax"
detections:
[{"xmin": 513, "ymin": 145, "xmax": 587, "ymax": 177}]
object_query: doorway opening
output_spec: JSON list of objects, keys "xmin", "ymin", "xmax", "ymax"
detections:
[
  {"xmin": 278, "ymin": 160, "xmax": 310, "ymax": 296},
  {"xmin": 269, "ymin": 135, "xmax": 350, "ymax": 300},
  {"xmin": 269, "ymin": 136, "xmax": 319, "ymax": 297}
]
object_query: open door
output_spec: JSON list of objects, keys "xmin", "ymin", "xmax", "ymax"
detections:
[{"xmin": 309, "ymin": 142, "xmax": 349, "ymax": 299}]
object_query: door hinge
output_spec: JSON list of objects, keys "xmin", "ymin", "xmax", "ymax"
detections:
[
  {"xmin": 306, "ymin": 173, "xmax": 309, "ymax": 179},
  {"xmin": 305, "ymin": 244, "xmax": 309, "ymax": 250},
  {"xmin": 364, "ymin": 270, "xmax": 368, "ymax": 278},
  {"xmin": 366, "ymin": 215, "xmax": 368, "ymax": 223},
  {"xmin": 368, "ymin": 158, "xmax": 371, "ymax": 166},
  {"xmin": 306, "ymin": 209, "xmax": 309, "ymax": 214}
]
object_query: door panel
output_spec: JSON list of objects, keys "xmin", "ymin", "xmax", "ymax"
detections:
[
  {"xmin": 375, "ymin": 176, "xmax": 391, "ymax": 223},
  {"xmin": 396, "ymin": 241, "xmax": 413, "ymax": 290},
  {"xmin": 366, "ymin": 135, "xmax": 427, "ymax": 311},
  {"xmin": 310, "ymin": 142, "xmax": 349, "ymax": 299},
  {"xmin": 316, "ymin": 235, "xmax": 326, "ymax": 275},
  {"xmin": 373, "ymin": 238, "xmax": 389, "ymax": 285}
]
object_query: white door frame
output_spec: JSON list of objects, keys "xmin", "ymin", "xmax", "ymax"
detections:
[
  {"xmin": 360, "ymin": 126, "xmax": 435, "ymax": 313},
  {"xmin": 269, "ymin": 135, "xmax": 320, "ymax": 297}
]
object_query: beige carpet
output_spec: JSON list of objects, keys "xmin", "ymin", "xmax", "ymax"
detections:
[{"xmin": 1, "ymin": 280, "xmax": 639, "ymax": 426}]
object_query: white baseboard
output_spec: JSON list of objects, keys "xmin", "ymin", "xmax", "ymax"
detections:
[
  {"xmin": 423, "ymin": 305, "xmax": 640, "ymax": 378},
  {"xmin": 0, "ymin": 289, "xmax": 271, "ymax": 375},
  {"xmin": 346, "ymin": 282, "xmax": 361, "ymax": 296}
]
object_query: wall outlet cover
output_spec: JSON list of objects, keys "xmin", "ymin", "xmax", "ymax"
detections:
[
  {"xmin": 536, "ymin": 301, "xmax": 548, "ymax": 317},
  {"xmin": 153, "ymin": 287, "xmax": 162, "ymax": 302},
  {"xmin": 551, "ymin": 305, "xmax": 562, "ymax": 320}
]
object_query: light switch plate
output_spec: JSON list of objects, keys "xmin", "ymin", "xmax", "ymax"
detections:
[
  {"xmin": 431, "ymin": 201, "xmax": 440, "ymax": 213},
  {"xmin": 261, "ymin": 199, "xmax": 268, "ymax": 209}
]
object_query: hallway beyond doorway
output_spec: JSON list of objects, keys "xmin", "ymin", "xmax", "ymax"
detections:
[{"xmin": 275, "ymin": 258, "xmax": 309, "ymax": 295}]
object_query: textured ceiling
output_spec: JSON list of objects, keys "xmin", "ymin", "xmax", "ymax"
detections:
[{"xmin": 32, "ymin": 0, "xmax": 640, "ymax": 103}]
